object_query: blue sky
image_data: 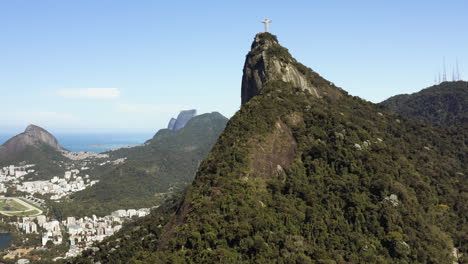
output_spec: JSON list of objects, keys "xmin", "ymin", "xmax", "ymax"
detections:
[{"xmin": 1, "ymin": 0, "xmax": 467, "ymax": 133}]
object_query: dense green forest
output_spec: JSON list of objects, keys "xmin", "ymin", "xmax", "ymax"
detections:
[
  {"xmin": 0, "ymin": 144, "xmax": 66, "ymax": 180},
  {"xmin": 53, "ymin": 112, "xmax": 228, "ymax": 217},
  {"xmin": 72, "ymin": 33, "xmax": 466, "ymax": 263},
  {"xmin": 380, "ymin": 81, "xmax": 468, "ymax": 127}
]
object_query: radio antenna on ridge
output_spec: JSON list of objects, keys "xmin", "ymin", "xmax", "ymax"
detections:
[{"xmin": 442, "ymin": 57, "xmax": 447, "ymax": 82}]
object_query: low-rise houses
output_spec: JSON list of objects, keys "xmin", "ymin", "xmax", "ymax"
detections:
[
  {"xmin": 1, "ymin": 164, "xmax": 98, "ymax": 202},
  {"xmin": 11, "ymin": 208, "xmax": 151, "ymax": 259},
  {"xmin": 0, "ymin": 164, "xmax": 35, "ymax": 184},
  {"xmin": 61, "ymin": 151, "xmax": 109, "ymax": 160},
  {"xmin": 1, "ymin": 161, "xmax": 152, "ymax": 261}
]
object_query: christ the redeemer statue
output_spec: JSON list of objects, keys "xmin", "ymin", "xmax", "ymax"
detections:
[{"xmin": 261, "ymin": 19, "xmax": 272, "ymax": 32}]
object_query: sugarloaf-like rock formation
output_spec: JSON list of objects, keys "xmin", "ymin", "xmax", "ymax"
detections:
[
  {"xmin": 74, "ymin": 33, "xmax": 466, "ymax": 264},
  {"xmin": 0, "ymin": 124, "xmax": 65, "ymax": 161}
]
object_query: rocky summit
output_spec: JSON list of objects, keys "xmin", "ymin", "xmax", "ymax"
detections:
[
  {"xmin": 167, "ymin": 118, "xmax": 177, "ymax": 130},
  {"xmin": 241, "ymin": 33, "xmax": 343, "ymax": 104},
  {"xmin": 167, "ymin": 109, "xmax": 197, "ymax": 131},
  {"xmin": 0, "ymin": 124, "xmax": 65, "ymax": 161}
]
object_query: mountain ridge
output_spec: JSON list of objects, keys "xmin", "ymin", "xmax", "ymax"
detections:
[{"xmin": 379, "ymin": 81, "xmax": 468, "ymax": 127}]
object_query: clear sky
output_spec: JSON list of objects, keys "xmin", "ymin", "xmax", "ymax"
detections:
[{"xmin": 1, "ymin": 0, "xmax": 467, "ymax": 133}]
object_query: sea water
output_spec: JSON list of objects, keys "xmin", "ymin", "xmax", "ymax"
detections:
[{"xmin": 0, "ymin": 132, "xmax": 154, "ymax": 153}]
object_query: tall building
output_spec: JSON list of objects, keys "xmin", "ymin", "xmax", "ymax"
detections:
[
  {"xmin": 30, "ymin": 222, "xmax": 37, "ymax": 233},
  {"xmin": 36, "ymin": 215, "xmax": 47, "ymax": 226},
  {"xmin": 67, "ymin": 216, "xmax": 76, "ymax": 226}
]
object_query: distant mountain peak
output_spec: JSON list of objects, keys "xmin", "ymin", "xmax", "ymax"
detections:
[
  {"xmin": 25, "ymin": 124, "xmax": 39, "ymax": 131},
  {"xmin": 241, "ymin": 33, "xmax": 343, "ymax": 104},
  {"xmin": 0, "ymin": 124, "xmax": 65, "ymax": 161},
  {"xmin": 167, "ymin": 118, "xmax": 177, "ymax": 130},
  {"xmin": 167, "ymin": 109, "xmax": 197, "ymax": 131},
  {"xmin": 24, "ymin": 124, "xmax": 53, "ymax": 136}
]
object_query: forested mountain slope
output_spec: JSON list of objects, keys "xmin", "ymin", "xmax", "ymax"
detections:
[
  {"xmin": 73, "ymin": 33, "xmax": 467, "ymax": 264},
  {"xmin": 54, "ymin": 112, "xmax": 228, "ymax": 217},
  {"xmin": 380, "ymin": 81, "xmax": 468, "ymax": 127}
]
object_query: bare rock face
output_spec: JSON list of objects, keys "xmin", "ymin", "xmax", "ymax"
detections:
[
  {"xmin": 0, "ymin": 124, "xmax": 65, "ymax": 159},
  {"xmin": 167, "ymin": 118, "xmax": 177, "ymax": 130},
  {"xmin": 23, "ymin": 125, "xmax": 64, "ymax": 150},
  {"xmin": 241, "ymin": 33, "xmax": 343, "ymax": 104},
  {"xmin": 171, "ymin": 110, "xmax": 197, "ymax": 131},
  {"xmin": 247, "ymin": 120, "xmax": 297, "ymax": 179}
]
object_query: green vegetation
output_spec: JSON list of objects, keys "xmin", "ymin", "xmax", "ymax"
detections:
[
  {"xmin": 74, "ymin": 80, "xmax": 466, "ymax": 264},
  {"xmin": 0, "ymin": 144, "xmax": 66, "ymax": 180},
  {"xmin": 0, "ymin": 232, "xmax": 68, "ymax": 264},
  {"xmin": 0, "ymin": 199, "xmax": 28, "ymax": 211},
  {"xmin": 0, "ymin": 198, "xmax": 42, "ymax": 217},
  {"xmin": 53, "ymin": 112, "xmax": 228, "ymax": 218},
  {"xmin": 265, "ymin": 44, "xmax": 291, "ymax": 62},
  {"xmin": 255, "ymin": 32, "xmax": 278, "ymax": 46},
  {"xmin": 72, "ymin": 36, "xmax": 466, "ymax": 263},
  {"xmin": 380, "ymin": 81, "xmax": 468, "ymax": 127}
]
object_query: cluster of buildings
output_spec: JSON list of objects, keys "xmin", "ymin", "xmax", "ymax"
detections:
[
  {"xmin": 17, "ymin": 217, "xmax": 38, "ymax": 234},
  {"xmin": 65, "ymin": 208, "xmax": 150, "ymax": 258},
  {"xmin": 61, "ymin": 150, "xmax": 109, "ymax": 161},
  {"xmin": 16, "ymin": 169, "xmax": 98, "ymax": 200},
  {"xmin": 15, "ymin": 215, "xmax": 63, "ymax": 246},
  {"xmin": 11, "ymin": 207, "xmax": 151, "ymax": 259},
  {"xmin": 97, "ymin": 157, "xmax": 126, "ymax": 166},
  {"xmin": 0, "ymin": 164, "xmax": 35, "ymax": 187},
  {"xmin": 0, "ymin": 157, "xmax": 156, "ymax": 260}
]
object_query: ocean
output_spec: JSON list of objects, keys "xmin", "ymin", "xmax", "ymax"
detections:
[{"xmin": 0, "ymin": 132, "xmax": 154, "ymax": 153}]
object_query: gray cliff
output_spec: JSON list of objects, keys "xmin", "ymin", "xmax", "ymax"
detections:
[
  {"xmin": 171, "ymin": 110, "xmax": 197, "ymax": 131},
  {"xmin": 167, "ymin": 118, "xmax": 177, "ymax": 130},
  {"xmin": 241, "ymin": 33, "xmax": 343, "ymax": 104}
]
